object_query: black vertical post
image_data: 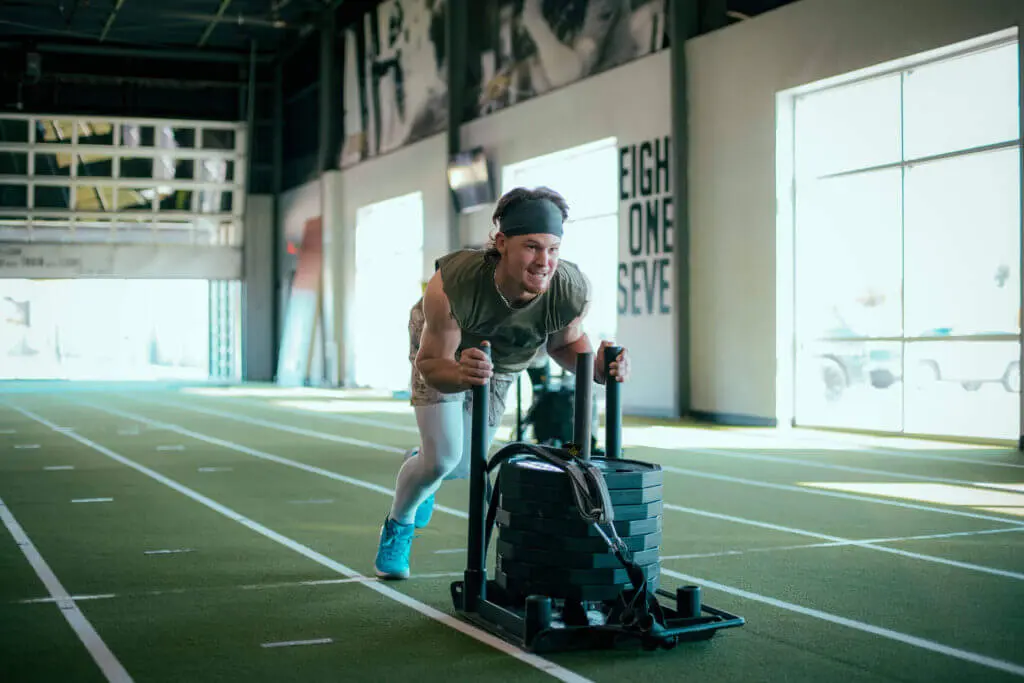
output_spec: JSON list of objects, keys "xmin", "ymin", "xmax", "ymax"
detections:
[
  {"xmin": 319, "ymin": 7, "xmax": 340, "ymax": 173},
  {"xmin": 670, "ymin": 0, "xmax": 698, "ymax": 419},
  {"xmin": 604, "ymin": 345, "xmax": 623, "ymax": 460},
  {"xmin": 464, "ymin": 342, "xmax": 491, "ymax": 610},
  {"xmin": 574, "ymin": 351, "xmax": 593, "ymax": 461},
  {"xmin": 446, "ymin": 0, "xmax": 468, "ymax": 251}
]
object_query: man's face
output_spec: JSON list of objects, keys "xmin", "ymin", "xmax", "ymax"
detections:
[{"xmin": 497, "ymin": 232, "xmax": 561, "ymax": 294}]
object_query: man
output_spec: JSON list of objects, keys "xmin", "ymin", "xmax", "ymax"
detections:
[{"xmin": 374, "ymin": 185, "xmax": 630, "ymax": 579}]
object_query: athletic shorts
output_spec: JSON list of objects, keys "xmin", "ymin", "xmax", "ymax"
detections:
[{"xmin": 407, "ymin": 301, "xmax": 514, "ymax": 428}]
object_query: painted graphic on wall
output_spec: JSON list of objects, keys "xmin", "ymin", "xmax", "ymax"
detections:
[
  {"xmin": 618, "ymin": 134, "xmax": 673, "ymax": 317},
  {"xmin": 616, "ymin": 133, "xmax": 676, "ymax": 416},
  {"xmin": 469, "ymin": 0, "xmax": 669, "ymax": 119},
  {"xmin": 341, "ymin": 0, "xmax": 449, "ymax": 168},
  {"xmin": 276, "ymin": 217, "xmax": 324, "ymax": 386}
]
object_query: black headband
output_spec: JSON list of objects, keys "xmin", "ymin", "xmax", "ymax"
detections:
[{"xmin": 498, "ymin": 198, "xmax": 564, "ymax": 238}]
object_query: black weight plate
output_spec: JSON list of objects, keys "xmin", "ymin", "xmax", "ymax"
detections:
[
  {"xmin": 495, "ymin": 509, "xmax": 662, "ymax": 537},
  {"xmin": 495, "ymin": 571, "xmax": 662, "ymax": 603},
  {"xmin": 497, "ymin": 527, "xmax": 663, "ymax": 554},
  {"xmin": 496, "ymin": 539, "xmax": 661, "ymax": 570},
  {"xmin": 497, "ymin": 555, "xmax": 661, "ymax": 586},
  {"xmin": 499, "ymin": 456, "xmax": 663, "ymax": 491},
  {"xmin": 499, "ymin": 480, "xmax": 663, "ymax": 506},
  {"xmin": 499, "ymin": 497, "xmax": 663, "ymax": 522}
]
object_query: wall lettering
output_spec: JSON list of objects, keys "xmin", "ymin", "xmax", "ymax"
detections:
[{"xmin": 618, "ymin": 135, "xmax": 673, "ymax": 316}]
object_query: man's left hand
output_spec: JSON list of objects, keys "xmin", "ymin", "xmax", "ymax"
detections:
[{"xmin": 594, "ymin": 340, "xmax": 629, "ymax": 384}]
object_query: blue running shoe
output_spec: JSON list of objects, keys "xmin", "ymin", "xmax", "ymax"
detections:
[{"xmin": 374, "ymin": 516, "xmax": 414, "ymax": 579}]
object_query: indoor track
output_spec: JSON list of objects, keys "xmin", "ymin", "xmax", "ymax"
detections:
[{"xmin": 1, "ymin": 382, "xmax": 1022, "ymax": 683}]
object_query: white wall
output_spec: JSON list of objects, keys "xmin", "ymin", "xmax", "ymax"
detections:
[
  {"xmin": 686, "ymin": 0, "xmax": 1024, "ymax": 422},
  {"xmin": 324, "ymin": 133, "xmax": 450, "ymax": 386},
  {"xmin": 461, "ymin": 51, "xmax": 676, "ymax": 416}
]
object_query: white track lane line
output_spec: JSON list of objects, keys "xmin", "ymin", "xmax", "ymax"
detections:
[
  {"xmin": 86, "ymin": 403, "xmax": 1021, "ymax": 578},
  {"xmin": 665, "ymin": 504, "xmax": 1024, "ymax": 580},
  {"xmin": 87, "ymin": 403, "xmax": 466, "ymax": 521},
  {"xmin": 121, "ymin": 397, "xmax": 406, "ymax": 455},
  {"xmin": 659, "ymin": 525, "xmax": 1024, "ymax": 561},
  {"xmin": 661, "ymin": 464, "xmax": 1022, "ymax": 525},
  {"xmin": 0, "ymin": 496, "xmax": 132, "ymax": 683},
  {"xmin": 9, "ymin": 404, "xmax": 592, "ymax": 683},
  {"xmin": 676, "ymin": 446, "xmax": 1023, "ymax": 489},
  {"xmin": 715, "ymin": 426, "xmax": 1024, "ymax": 470},
  {"xmin": 662, "ymin": 567, "xmax": 1024, "ymax": 678},
  {"xmin": 123, "ymin": 396, "xmax": 1023, "ymax": 526},
  {"xmin": 67, "ymin": 401, "xmax": 1024, "ymax": 677}
]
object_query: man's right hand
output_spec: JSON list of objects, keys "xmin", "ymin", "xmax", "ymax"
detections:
[{"xmin": 458, "ymin": 344, "xmax": 493, "ymax": 387}]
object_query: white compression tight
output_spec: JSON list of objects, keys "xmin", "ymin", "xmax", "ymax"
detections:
[{"xmin": 389, "ymin": 401, "xmax": 502, "ymax": 525}]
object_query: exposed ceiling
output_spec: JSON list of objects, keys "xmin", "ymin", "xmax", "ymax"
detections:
[{"xmin": 0, "ymin": 0, "xmax": 353, "ymax": 61}]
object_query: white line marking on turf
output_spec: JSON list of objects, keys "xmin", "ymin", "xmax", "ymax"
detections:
[
  {"xmin": 70, "ymin": 403, "xmax": 1024, "ymax": 675},
  {"xmin": 44, "ymin": 465, "xmax": 75, "ymax": 471},
  {"xmin": 261, "ymin": 638, "xmax": 333, "ymax": 649},
  {"xmin": 0, "ymin": 428, "xmax": 16, "ymax": 434},
  {"xmin": 86, "ymin": 403, "xmax": 1021, "ymax": 579},
  {"xmin": 18, "ymin": 403, "xmax": 1024, "ymax": 679},
  {"xmin": 14, "ymin": 443, "xmax": 40, "ymax": 449},
  {"xmin": 128, "ymin": 397, "xmax": 406, "ymax": 454},
  {"xmin": 681, "ymin": 446, "xmax": 1022, "ymax": 489},
  {"xmin": 12, "ymin": 405, "xmax": 593, "ymax": 683},
  {"xmin": 198, "ymin": 467, "xmax": 233, "ymax": 473},
  {"xmin": 0, "ymin": 496, "xmax": 132, "ymax": 682},
  {"xmin": 661, "ymin": 509, "xmax": 1024, "ymax": 579},
  {"xmin": 144, "ymin": 548, "xmax": 194, "ymax": 555},
  {"xmin": 661, "ymin": 464, "xmax": 1023, "ymax": 525},
  {"xmin": 661, "ymin": 525, "xmax": 1024, "ymax": 560},
  {"xmin": 71, "ymin": 498, "xmax": 113, "ymax": 504},
  {"xmin": 666, "ymin": 503, "xmax": 1024, "ymax": 580},
  {"xmin": 662, "ymin": 567, "xmax": 1024, "ymax": 678},
  {"xmin": 156, "ymin": 445, "xmax": 185, "ymax": 451},
  {"xmin": 85, "ymin": 403, "xmax": 466, "ymax": 521},
  {"xmin": 20, "ymin": 593, "xmax": 117, "ymax": 604},
  {"xmin": 123, "ymin": 396, "xmax": 1024, "ymax": 527},
  {"xmin": 718, "ymin": 426, "xmax": 1024, "ymax": 470},
  {"xmin": 434, "ymin": 549, "xmax": 467, "ymax": 555}
]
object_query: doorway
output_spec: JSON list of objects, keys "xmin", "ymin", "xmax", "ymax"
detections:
[{"xmin": 351, "ymin": 191, "xmax": 425, "ymax": 392}]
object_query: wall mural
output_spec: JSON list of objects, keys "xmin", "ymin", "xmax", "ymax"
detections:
[
  {"xmin": 341, "ymin": 0, "xmax": 449, "ymax": 168},
  {"xmin": 340, "ymin": 0, "xmax": 670, "ymax": 167},
  {"xmin": 469, "ymin": 0, "xmax": 669, "ymax": 119}
]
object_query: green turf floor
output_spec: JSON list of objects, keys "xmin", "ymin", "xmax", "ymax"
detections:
[{"xmin": 1, "ymin": 381, "xmax": 1023, "ymax": 683}]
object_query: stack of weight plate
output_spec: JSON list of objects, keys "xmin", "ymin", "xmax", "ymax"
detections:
[{"xmin": 494, "ymin": 456, "xmax": 664, "ymax": 603}]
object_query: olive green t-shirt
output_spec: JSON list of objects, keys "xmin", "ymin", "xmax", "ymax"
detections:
[{"xmin": 435, "ymin": 249, "xmax": 589, "ymax": 374}]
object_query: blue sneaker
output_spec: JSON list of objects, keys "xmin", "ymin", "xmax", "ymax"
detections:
[
  {"xmin": 374, "ymin": 516, "xmax": 415, "ymax": 580},
  {"xmin": 403, "ymin": 448, "xmax": 436, "ymax": 529}
]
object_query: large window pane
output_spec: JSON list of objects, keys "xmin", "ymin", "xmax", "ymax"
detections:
[
  {"xmin": 560, "ymin": 214, "xmax": 619, "ymax": 344},
  {"xmin": 904, "ymin": 340, "xmax": 1019, "ymax": 440},
  {"xmin": 795, "ymin": 169, "xmax": 903, "ymax": 340},
  {"xmin": 904, "ymin": 147, "xmax": 1021, "ymax": 337},
  {"xmin": 795, "ymin": 340, "xmax": 903, "ymax": 432},
  {"xmin": 903, "ymin": 42, "xmax": 1020, "ymax": 160},
  {"xmin": 794, "ymin": 74, "xmax": 902, "ymax": 179},
  {"xmin": 504, "ymin": 141, "xmax": 619, "ymax": 221}
]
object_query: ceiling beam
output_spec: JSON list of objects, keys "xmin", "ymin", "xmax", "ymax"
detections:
[
  {"xmin": 99, "ymin": 0, "xmax": 128, "ymax": 42},
  {"xmin": 198, "ymin": 0, "xmax": 233, "ymax": 48},
  {"xmin": 0, "ymin": 40, "xmax": 275, "ymax": 63}
]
